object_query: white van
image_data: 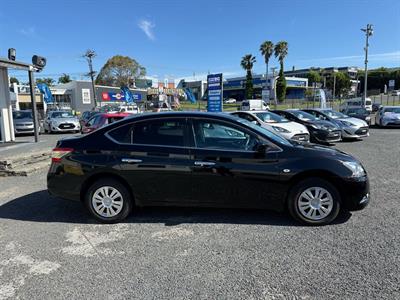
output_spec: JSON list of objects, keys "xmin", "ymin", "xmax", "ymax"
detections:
[
  {"xmin": 241, "ymin": 99, "xmax": 269, "ymax": 111},
  {"xmin": 339, "ymin": 97, "xmax": 372, "ymax": 112},
  {"xmin": 119, "ymin": 104, "xmax": 140, "ymax": 114}
]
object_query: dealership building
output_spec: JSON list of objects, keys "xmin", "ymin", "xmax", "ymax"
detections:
[
  {"xmin": 177, "ymin": 74, "xmax": 308, "ymax": 101},
  {"xmin": 12, "ymin": 80, "xmax": 148, "ymax": 115}
]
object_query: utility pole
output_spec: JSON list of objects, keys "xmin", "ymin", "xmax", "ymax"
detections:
[
  {"xmin": 84, "ymin": 50, "xmax": 98, "ymax": 109},
  {"xmin": 28, "ymin": 69, "xmax": 39, "ymax": 142},
  {"xmin": 361, "ymin": 24, "xmax": 373, "ymax": 106},
  {"xmin": 333, "ymin": 73, "xmax": 336, "ymax": 101}
]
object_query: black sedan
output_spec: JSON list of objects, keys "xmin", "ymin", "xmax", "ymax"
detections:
[
  {"xmin": 273, "ymin": 109, "xmax": 342, "ymax": 144},
  {"xmin": 48, "ymin": 112, "xmax": 369, "ymax": 225}
]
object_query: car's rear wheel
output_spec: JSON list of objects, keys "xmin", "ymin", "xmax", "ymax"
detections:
[
  {"xmin": 288, "ymin": 178, "xmax": 341, "ymax": 225},
  {"xmin": 85, "ymin": 178, "xmax": 133, "ymax": 223}
]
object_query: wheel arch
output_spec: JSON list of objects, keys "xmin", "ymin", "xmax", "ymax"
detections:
[
  {"xmin": 80, "ymin": 172, "xmax": 135, "ymax": 205},
  {"xmin": 285, "ymin": 169, "xmax": 345, "ymax": 205}
]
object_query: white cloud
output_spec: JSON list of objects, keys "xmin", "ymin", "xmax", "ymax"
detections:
[
  {"xmin": 138, "ymin": 19, "xmax": 155, "ymax": 41},
  {"xmin": 297, "ymin": 51, "xmax": 400, "ymax": 64},
  {"xmin": 18, "ymin": 27, "xmax": 35, "ymax": 37}
]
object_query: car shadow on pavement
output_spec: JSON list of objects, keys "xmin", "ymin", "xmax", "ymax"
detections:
[{"xmin": 0, "ymin": 190, "xmax": 351, "ymax": 227}]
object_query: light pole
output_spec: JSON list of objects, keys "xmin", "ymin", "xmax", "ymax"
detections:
[
  {"xmin": 84, "ymin": 50, "xmax": 98, "ymax": 109},
  {"xmin": 271, "ymin": 67, "xmax": 277, "ymax": 108},
  {"xmin": 361, "ymin": 24, "xmax": 373, "ymax": 106}
]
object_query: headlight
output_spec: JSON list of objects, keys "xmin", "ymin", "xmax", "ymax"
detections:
[
  {"xmin": 272, "ymin": 126, "xmax": 290, "ymax": 133},
  {"xmin": 311, "ymin": 124, "xmax": 328, "ymax": 130},
  {"xmin": 340, "ymin": 120, "xmax": 354, "ymax": 127},
  {"xmin": 342, "ymin": 161, "xmax": 365, "ymax": 177}
]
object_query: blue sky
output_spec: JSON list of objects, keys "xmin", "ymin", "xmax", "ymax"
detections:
[{"xmin": 1, "ymin": 0, "xmax": 399, "ymax": 83}]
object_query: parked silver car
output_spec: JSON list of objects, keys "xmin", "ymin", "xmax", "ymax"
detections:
[
  {"xmin": 303, "ymin": 109, "xmax": 369, "ymax": 139},
  {"xmin": 12, "ymin": 110, "xmax": 35, "ymax": 135},
  {"xmin": 43, "ymin": 111, "xmax": 80, "ymax": 133},
  {"xmin": 375, "ymin": 106, "xmax": 400, "ymax": 127}
]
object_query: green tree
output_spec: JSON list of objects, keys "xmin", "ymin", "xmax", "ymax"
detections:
[
  {"xmin": 96, "ymin": 55, "xmax": 146, "ymax": 87},
  {"xmin": 58, "ymin": 73, "xmax": 71, "ymax": 84},
  {"xmin": 274, "ymin": 41, "xmax": 288, "ymax": 102},
  {"xmin": 259, "ymin": 41, "xmax": 274, "ymax": 90},
  {"xmin": 36, "ymin": 77, "xmax": 55, "ymax": 86},
  {"xmin": 9, "ymin": 77, "xmax": 19, "ymax": 85},
  {"xmin": 327, "ymin": 72, "xmax": 351, "ymax": 98},
  {"xmin": 240, "ymin": 54, "xmax": 256, "ymax": 99},
  {"xmin": 307, "ymin": 70, "xmax": 321, "ymax": 86}
]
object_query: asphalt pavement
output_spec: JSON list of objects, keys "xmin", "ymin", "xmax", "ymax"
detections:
[{"xmin": 0, "ymin": 128, "xmax": 399, "ymax": 299}]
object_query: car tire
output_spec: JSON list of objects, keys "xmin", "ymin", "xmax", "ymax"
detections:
[
  {"xmin": 84, "ymin": 178, "xmax": 133, "ymax": 223},
  {"xmin": 288, "ymin": 178, "xmax": 341, "ymax": 225}
]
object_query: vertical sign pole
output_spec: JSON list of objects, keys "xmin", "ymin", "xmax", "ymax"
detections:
[{"xmin": 29, "ymin": 70, "xmax": 39, "ymax": 142}]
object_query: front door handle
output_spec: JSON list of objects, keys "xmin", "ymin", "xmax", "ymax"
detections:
[
  {"xmin": 194, "ymin": 161, "xmax": 216, "ymax": 167},
  {"xmin": 121, "ymin": 158, "xmax": 142, "ymax": 164}
]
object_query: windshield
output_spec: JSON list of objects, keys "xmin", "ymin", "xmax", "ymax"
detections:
[
  {"xmin": 384, "ymin": 107, "xmax": 400, "ymax": 113},
  {"xmin": 288, "ymin": 110, "xmax": 319, "ymax": 121},
  {"xmin": 51, "ymin": 111, "xmax": 74, "ymax": 118},
  {"xmin": 13, "ymin": 111, "xmax": 33, "ymax": 119},
  {"xmin": 323, "ymin": 110, "xmax": 348, "ymax": 119},
  {"xmin": 235, "ymin": 118, "xmax": 292, "ymax": 146},
  {"xmin": 254, "ymin": 112, "xmax": 288, "ymax": 123}
]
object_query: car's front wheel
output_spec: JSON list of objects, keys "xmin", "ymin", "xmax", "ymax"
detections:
[
  {"xmin": 288, "ymin": 178, "xmax": 341, "ymax": 225},
  {"xmin": 85, "ymin": 178, "xmax": 133, "ymax": 223}
]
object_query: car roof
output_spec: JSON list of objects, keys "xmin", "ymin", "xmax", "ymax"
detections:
[{"xmin": 102, "ymin": 113, "xmax": 131, "ymax": 118}]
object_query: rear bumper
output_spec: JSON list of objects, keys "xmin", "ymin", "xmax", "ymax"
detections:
[{"xmin": 47, "ymin": 163, "xmax": 81, "ymax": 201}]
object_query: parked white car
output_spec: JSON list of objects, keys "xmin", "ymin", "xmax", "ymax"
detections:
[
  {"xmin": 231, "ymin": 110, "xmax": 310, "ymax": 142},
  {"xmin": 43, "ymin": 110, "xmax": 80, "ymax": 133},
  {"xmin": 224, "ymin": 98, "xmax": 237, "ymax": 104},
  {"xmin": 240, "ymin": 99, "xmax": 269, "ymax": 111},
  {"xmin": 391, "ymin": 90, "xmax": 400, "ymax": 96},
  {"xmin": 375, "ymin": 106, "xmax": 400, "ymax": 127}
]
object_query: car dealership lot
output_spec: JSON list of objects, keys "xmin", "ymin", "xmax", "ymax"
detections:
[{"xmin": 0, "ymin": 128, "xmax": 399, "ymax": 299}]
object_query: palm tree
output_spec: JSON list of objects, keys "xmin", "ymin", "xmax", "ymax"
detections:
[
  {"xmin": 259, "ymin": 41, "xmax": 274, "ymax": 90},
  {"xmin": 240, "ymin": 54, "xmax": 256, "ymax": 99},
  {"xmin": 274, "ymin": 41, "xmax": 289, "ymax": 101},
  {"xmin": 274, "ymin": 41, "xmax": 288, "ymax": 70}
]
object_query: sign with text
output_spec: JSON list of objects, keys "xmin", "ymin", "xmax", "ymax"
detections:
[
  {"xmin": 207, "ymin": 73, "xmax": 223, "ymax": 112},
  {"xmin": 101, "ymin": 92, "xmax": 142, "ymax": 102}
]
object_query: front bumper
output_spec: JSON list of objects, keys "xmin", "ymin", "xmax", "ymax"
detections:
[
  {"xmin": 291, "ymin": 133, "xmax": 310, "ymax": 142},
  {"xmin": 340, "ymin": 176, "xmax": 370, "ymax": 211},
  {"xmin": 311, "ymin": 129, "xmax": 342, "ymax": 143},
  {"xmin": 382, "ymin": 119, "xmax": 400, "ymax": 126},
  {"xmin": 341, "ymin": 126, "xmax": 369, "ymax": 139},
  {"xmin": 51, "ymin": 123, "xmax": 80, "ymax": 132},
  {"xmin": 15, "ymin": 127, "xmax": 34, "ymax": 134}
]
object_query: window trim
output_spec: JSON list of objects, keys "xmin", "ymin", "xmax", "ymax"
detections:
[
  {"xmin": 104, "ymin": 115, "xmax": 283, "ymax": 153},
  {"xmin": 105, "ymin": 116, "xmax": 190, "ymax": 148}
]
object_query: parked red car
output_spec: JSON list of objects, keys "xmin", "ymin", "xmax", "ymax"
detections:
[{"xmin": 82, "ymin": 113, "xmax": 130, "ymax": 134}]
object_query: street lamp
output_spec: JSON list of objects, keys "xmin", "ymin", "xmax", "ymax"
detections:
[{"xmin": 361, "ymin": 24, "xmax": 373, "ymax": 105}]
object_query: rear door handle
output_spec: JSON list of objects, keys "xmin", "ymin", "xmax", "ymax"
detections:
[
  {"xmin": 121, "ymin": 158, "xmax": 142, "ymax": 164},
  {"xmin": 194, "ymin": 161, "xmax": 216, "ymax": 167}
]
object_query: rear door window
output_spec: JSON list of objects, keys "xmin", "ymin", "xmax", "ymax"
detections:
[{"xmin": 107, "ymin": 118, "xmax": 187, "ymax": 147}]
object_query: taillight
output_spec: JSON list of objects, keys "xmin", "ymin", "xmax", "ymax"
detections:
[{"xmin": 51, "ymin": 148, "xmax": 74, "ymax": 163}]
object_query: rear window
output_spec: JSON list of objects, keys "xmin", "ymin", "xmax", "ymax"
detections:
[{"xmin": 107, "ymin": 118, "xmax": 186, "ymax": 147}]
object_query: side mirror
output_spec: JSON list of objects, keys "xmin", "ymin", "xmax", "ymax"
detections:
[{"xmin": 255, "ymin": 143, "xmax": 269, "ymax": 156}]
